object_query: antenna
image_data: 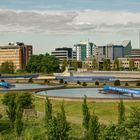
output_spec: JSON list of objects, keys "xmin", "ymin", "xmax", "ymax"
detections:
[{"xmin": 139, "ymin": 29, "xmax": 140, "ymax": 49}]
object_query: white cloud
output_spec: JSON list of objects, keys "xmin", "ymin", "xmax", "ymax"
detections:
[{"xmin": 0, "ymin": 9, "xmax": 140, "ymax": 35}]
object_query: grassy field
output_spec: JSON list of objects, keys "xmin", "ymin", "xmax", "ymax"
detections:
[
  {"xmin": 34, "ymin": 96, "xmax": 140, "ymax": 123},
  {"xmin": 1, "ymin": 93, "xmax": 140, "ymax": 139}
]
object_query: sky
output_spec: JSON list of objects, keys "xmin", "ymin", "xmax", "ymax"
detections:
[{"xmin": 0, "ymin": 0, "xmax": 140, "ymax": 54}]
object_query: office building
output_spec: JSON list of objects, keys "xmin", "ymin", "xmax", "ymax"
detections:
[
  {"xmin": 94, "ymin": 44, "xmax": 124, "ymax": 62},
  {"xmin": 0, "ymin": 42, "xmax": 32, "ymax": 70},
  {"xmin": 74, "ymin": 41, "xmax": 95, "ymax": 61},
  {"xmin": 51, "ymin": 47, "xmax": 76, "ymax": 62},
  {"xmin": 131, "ymin": 49, "xmax": 140, "ymax": 57}
]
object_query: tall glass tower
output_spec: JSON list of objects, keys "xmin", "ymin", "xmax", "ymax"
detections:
[{"xmin": 74, "ymin": 40, "xmax": 95, "ymax": 61}]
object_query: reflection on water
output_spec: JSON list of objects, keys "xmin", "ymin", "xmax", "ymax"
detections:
[{"xmin": 37, "ymin": 88, "xmax": 131, "ymax": 99}]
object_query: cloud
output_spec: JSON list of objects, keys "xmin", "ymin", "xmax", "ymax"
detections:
[{"xmin": 0, "ymin": 9, "xmax": 140, "ymax": 35}]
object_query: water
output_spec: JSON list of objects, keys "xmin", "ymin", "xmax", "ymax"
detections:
[
  {"xmin": 37, "ymin": 88, "xmax": 131, "ymax": 99},
  {"xmin": 0, "ymin": 83, "xmax": 57, "ymax": 91}
]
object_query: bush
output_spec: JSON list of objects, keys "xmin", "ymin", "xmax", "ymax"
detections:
[
  {"xmin": 136, "ymin": 82, "xmax": 140, "ymax": 86},
  {"xmin": 82, "ymin": 82, "xmax": 87, "ymax": 86},
  {"xmin": 125, "ymin": 82, "xmax": 129, "ymax": 86},
  {"xmin": 47, "ymin": 80, "xmax": 50, "ymax": 84},
  {"xmin": 77, "ymin": 81, "xmax": 81, "ymax": 85},
  {"xmin": 28, "ymin": 78, "xmax": 33, "ymax": 83},
  {"xmin": 95, "ymin": 81, "xmax": 99, "ymax": 86},
  {"xmin": 44, "ymin": 79, "xmax": 48, "ymax": 83},
  {"xmin": 59, "ymin": 79, "xmax": 64, "ymax": 84},
  {"xmin": 64, "ymin": 81, "xmax": 67, "ymax": 85},
  {"xmin": 103, "ymin": 83, "xmax": 106, "ymax": 86},
  {"xmin": 114, "ymin": 80, "xmax": 121, "ymax": 86},
  {"xmin": 44, "ymin": 79, "xmax": 50, "ymax": 84},
  {"xmin": 0, "ymin": 113, "xmax": 2, "ymax": 119}
]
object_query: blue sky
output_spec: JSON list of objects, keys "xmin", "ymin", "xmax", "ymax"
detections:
[
  {"xmin": 1, "ymin": 0, "xmax": 140, "ymax": 11},
  {"xmin": 0, "ymin": 0, "xmax": 140, "ymax": 54}
]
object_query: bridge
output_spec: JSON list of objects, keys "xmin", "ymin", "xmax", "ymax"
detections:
[{"xmin": 103, "ymin": 86, "xmax": 140, "ymax": 95}]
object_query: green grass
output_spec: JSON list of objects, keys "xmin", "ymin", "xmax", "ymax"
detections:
[{"xmin": 33, "ymin": 96, "xmax": 140, "ymax": 124}]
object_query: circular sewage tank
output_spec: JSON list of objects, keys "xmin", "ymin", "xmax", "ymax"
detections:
[
  {"xmin": 37, "ymin": 88, "xmax": 133, "ymax": 99},
  {"xmin": 1, "ymin": 83, "xmax": 139, "ymax": 99}
]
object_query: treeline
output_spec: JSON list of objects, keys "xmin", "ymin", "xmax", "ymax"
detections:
[
  {"xmin": 26, "ymin": 53, "xmax": 60, "ymax": 73},
  {"xmin": 0, "ymin": 53, "xmax": 60, "ymax": 74},
  {"xmin": 1, "ymin": 93, "xmax": 140, "ymax": 139}
]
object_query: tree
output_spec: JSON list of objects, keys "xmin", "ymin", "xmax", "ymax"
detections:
[
  {"xmin": 61, "ymin": 59, "xmax": 68, "ymax": 72},
  {"xmin": 118, "ymin": 100, "xmax": 125, "ymax": 124},
  {"xmin": 26, "ymin": 53, "xmax": 60, "ymax": 73},
  {"xmin": 82, "ymin": 82, "xmax": 87, "ymax": 86},
  {"xmin": 15, "ymin": 104, "xmax": 23, "ymax": 139},
  {"xmin": 92, "ymin": 58, "xmax": 98, "ymax": 70},
  {"xmin": 82, "ymin": 95, "xmax": 90, "ymax": 132},
  {"xmin": 129, "ymin": 60, "xmax": 135, "ymax": 71},
  {"xmin": 17, "ymin": 93, "xmax": 33, "ymax": 109},
  {"xmin": 95, "ymin": 81, "xmax": 99, "ymax": 86},
  {"xmin": 101, "ymin": 124, "xmax": 119, "ymax": 140},
  {"xmin": 2, "ymin": 93, "xmax": 17, "ymax": 128},
  {"xmin": 125, "ymin": 82, "xmax": 129, "ymax": 86},
  {"xmin": 114, "ymin": 80, "xmax": 121, "ymax": 86},
  {"xmin": 45, "ymin": 100, "xmax": 70, "ymax": 140},
  {"xmin": 72, "ymin": 59, "xmax": 78, "ymax": 71},
  {"xmin": 0, "ymin": 61, "xmax": 15, "ymax": 74},
  {"xmin": 56, "ymin": 102, "xmax": 71, "ymax": 140},
  {"xmin": 119, "ymin": 61, "xmax": 124, "ymax": 71},
  {"xmin": 103, "ymin": 59, "xmax": 111, "ymax": 71},
  {"xmin": 45, "ymin": 96, "xmax": 52, "ymax": 126},
  {"xmin": 113, "ymin": 59, "xmax": 120, "ymax": 71},
  {"xmin": 87, "ymin": 112, "xmax": 100, "ymax": 140},
  {"xmin": 125, "ymin": 107, "xmax": 140, "ymax": 140}
]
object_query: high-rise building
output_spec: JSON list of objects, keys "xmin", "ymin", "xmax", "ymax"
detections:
[
  {"xmin": 106, "ymin": 44, "xmax": 124, "ymax": 60},
  {"xmin": 51, "ymin": 47, "xmax": 76, "ymax": 62},
  {"xmin": 73, "ymin": 41, "xmax": 95, "ymax": 61},
  {"xmin": 0, "ymin": 42, "xmax": 32, "ymax": 70},
  {"xmin": 94, "ymin": 44, "xmax": 124, "ymax": 61},
  {"xmin": 122, "ymin": 40, "xmax": 132, "ymax": 57}
]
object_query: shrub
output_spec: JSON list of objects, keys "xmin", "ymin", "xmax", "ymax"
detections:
[
  {"xmin": 1, "ymin": 80, "xmax": 5, "ymax": 82},
  {"xmin": 47, "ymin": 80, "xmax": 50, "ymax": 84},
  {"xmin": 95, "ymin": 81, "xmax": 99, "ymax": 86},
  {"xmin": 103, "ymin": 83, "xmax": 106, "ymax": 86},
  {"xmin": 0, "ymin": 113, "xmax": 2, "ymax": 119},
  {"xmin": 125, "ymin": 82, "xmax": 129, "ymax": 86},
  {"xmin": 77, "ymin": 81, "xmax": 81, "ymax": 85},
  {"xmin": 82, "ymin": 82, "xmax": 87, "ymax": 86},
  {"xmin": 28, "ymin": 78, "xmax": 33, "ymax": 83},
  {"xmin": 44, "ymin": 79, "xmax": 48, "ymax": 83},
  {"xmin": 136, "ymin": 82, "xmax": 140, "ymax": 86},
  {"xmin": 64, "ymin": 81, "xmax": 67, "ymax": 85},
  {"xmin": 59, "ymin": 79, "xmax": 64, "ymax": 84},
  {"xmin": 114, "ymin": 80, "xmax": 121, "ymax": 86}
]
